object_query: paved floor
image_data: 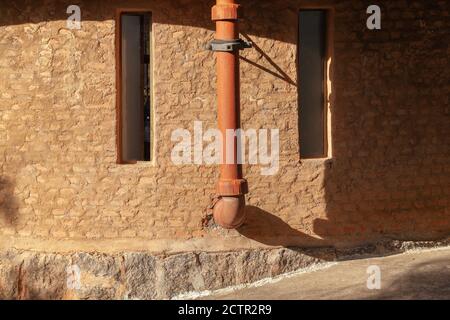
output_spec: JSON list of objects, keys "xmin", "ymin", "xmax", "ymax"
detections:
[{"xmin": 206, "ymin": 248, "xmax": 450, "ymax": 300}]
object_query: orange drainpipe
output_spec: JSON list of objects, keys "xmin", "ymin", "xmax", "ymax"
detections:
[{"xmin": 208, "ymin": 0, "xmax": 251, "ymax": 229}]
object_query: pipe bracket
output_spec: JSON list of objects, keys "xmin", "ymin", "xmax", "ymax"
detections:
[{"xmin": 206, "ymin": 39, "xmax": 252, "ymax": 52}]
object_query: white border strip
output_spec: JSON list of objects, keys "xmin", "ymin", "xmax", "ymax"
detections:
[{"xmin": 172, "ymin": 261, "xmax": 337, "ymax": 300}]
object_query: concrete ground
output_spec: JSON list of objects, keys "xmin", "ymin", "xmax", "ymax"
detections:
[{"xmin": 205, "ymin": 247, "xmax": 450, "ymax": 300}]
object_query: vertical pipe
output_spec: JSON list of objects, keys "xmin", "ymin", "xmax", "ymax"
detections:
[
  {"xmin": 217, "ymin": 9, "xmax": 239, "ymax": 181},
  {"xmin": 212, "ymin": 0, "xmax": 248, "ymax": 229}
]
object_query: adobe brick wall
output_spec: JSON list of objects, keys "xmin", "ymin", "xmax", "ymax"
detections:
[{"xmin": 0, "ymin": 0, "xmax": 449, "ymax": 258}]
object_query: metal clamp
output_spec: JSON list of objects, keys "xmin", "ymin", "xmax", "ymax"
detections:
[{"xmin": 206, "ymin": 39, "xmax": 252, "ymax": 52}]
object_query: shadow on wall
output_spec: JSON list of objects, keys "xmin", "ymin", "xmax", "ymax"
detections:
[
  {"xmin": 237, "ymin": 206, "xmax": 324, "ymax": 247},
  {"xmin": 314, "ymin": 0, "xmax": 450, "ymax": 245},
  {"xmin": 1, "ymin": 0, "xmax": 449, "ymax": 246},
  {"xmin": 240, "ymin": 32, "xmax": 297, "ymax": 86},
  {"xmin": 0, "ymin": 176, "xmax": 19, "ymax": 226},
  {"xmin": 241, "ymin": 1, "xmax": 450, "ymax": 247},
  {"xmin": 0, "ymin": 0, "xmax": 298, "ymax": 44}
]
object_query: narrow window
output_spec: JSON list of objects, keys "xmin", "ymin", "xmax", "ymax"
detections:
[
  {"xmin": 298, "ymin": 10, "xmax": 328, "ymax": 158},
  {"xmin": 119, "ymin": 13, "xmax": 152, "ymax": 163}
]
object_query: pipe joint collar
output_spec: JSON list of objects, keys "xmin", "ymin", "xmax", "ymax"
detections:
[
  {"xmin": 212, "ymin": 4, "xmax": 241, "ymax": 21},
  {"xmin": 217, "ymin": 179, "xmax": 248, "ymax": 196}
]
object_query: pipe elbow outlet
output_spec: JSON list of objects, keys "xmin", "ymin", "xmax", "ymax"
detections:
[{"xmin": 213, "ymin": 196, "xmax": 246, "ymax": 229}]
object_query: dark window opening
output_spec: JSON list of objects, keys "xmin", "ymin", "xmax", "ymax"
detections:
[
  {"xmin": 120, "ymin": 13, "xmax": 152, "ymax": 162},
  {"xmin": 298, "ymin": 10, "xmax": 328, "ymax": 158}
]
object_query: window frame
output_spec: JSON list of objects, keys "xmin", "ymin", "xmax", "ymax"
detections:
[
  {"xmin": 115, "ymin": 9, "xmax": 153, "ymax": 164},
  {"xmin": 297, "ymin": 6, "xmax": 334, "ymax": 160}
]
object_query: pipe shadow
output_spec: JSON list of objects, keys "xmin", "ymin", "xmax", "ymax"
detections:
[
  {"xmin": 239, "ymin": 32, "xmax": 297, "ymax": 86},
  {"xmin": 237, "ymin": 206, "xmax": 325, "ymax": 248}
]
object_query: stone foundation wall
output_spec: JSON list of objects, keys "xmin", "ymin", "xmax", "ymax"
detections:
[
  {"xmin": 1, "ymin": 238, "xmax": 449, "ymax": 300},
  {"xmin": 0, "ymin": 0, "xmax": 449, "ymax": 268}
]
